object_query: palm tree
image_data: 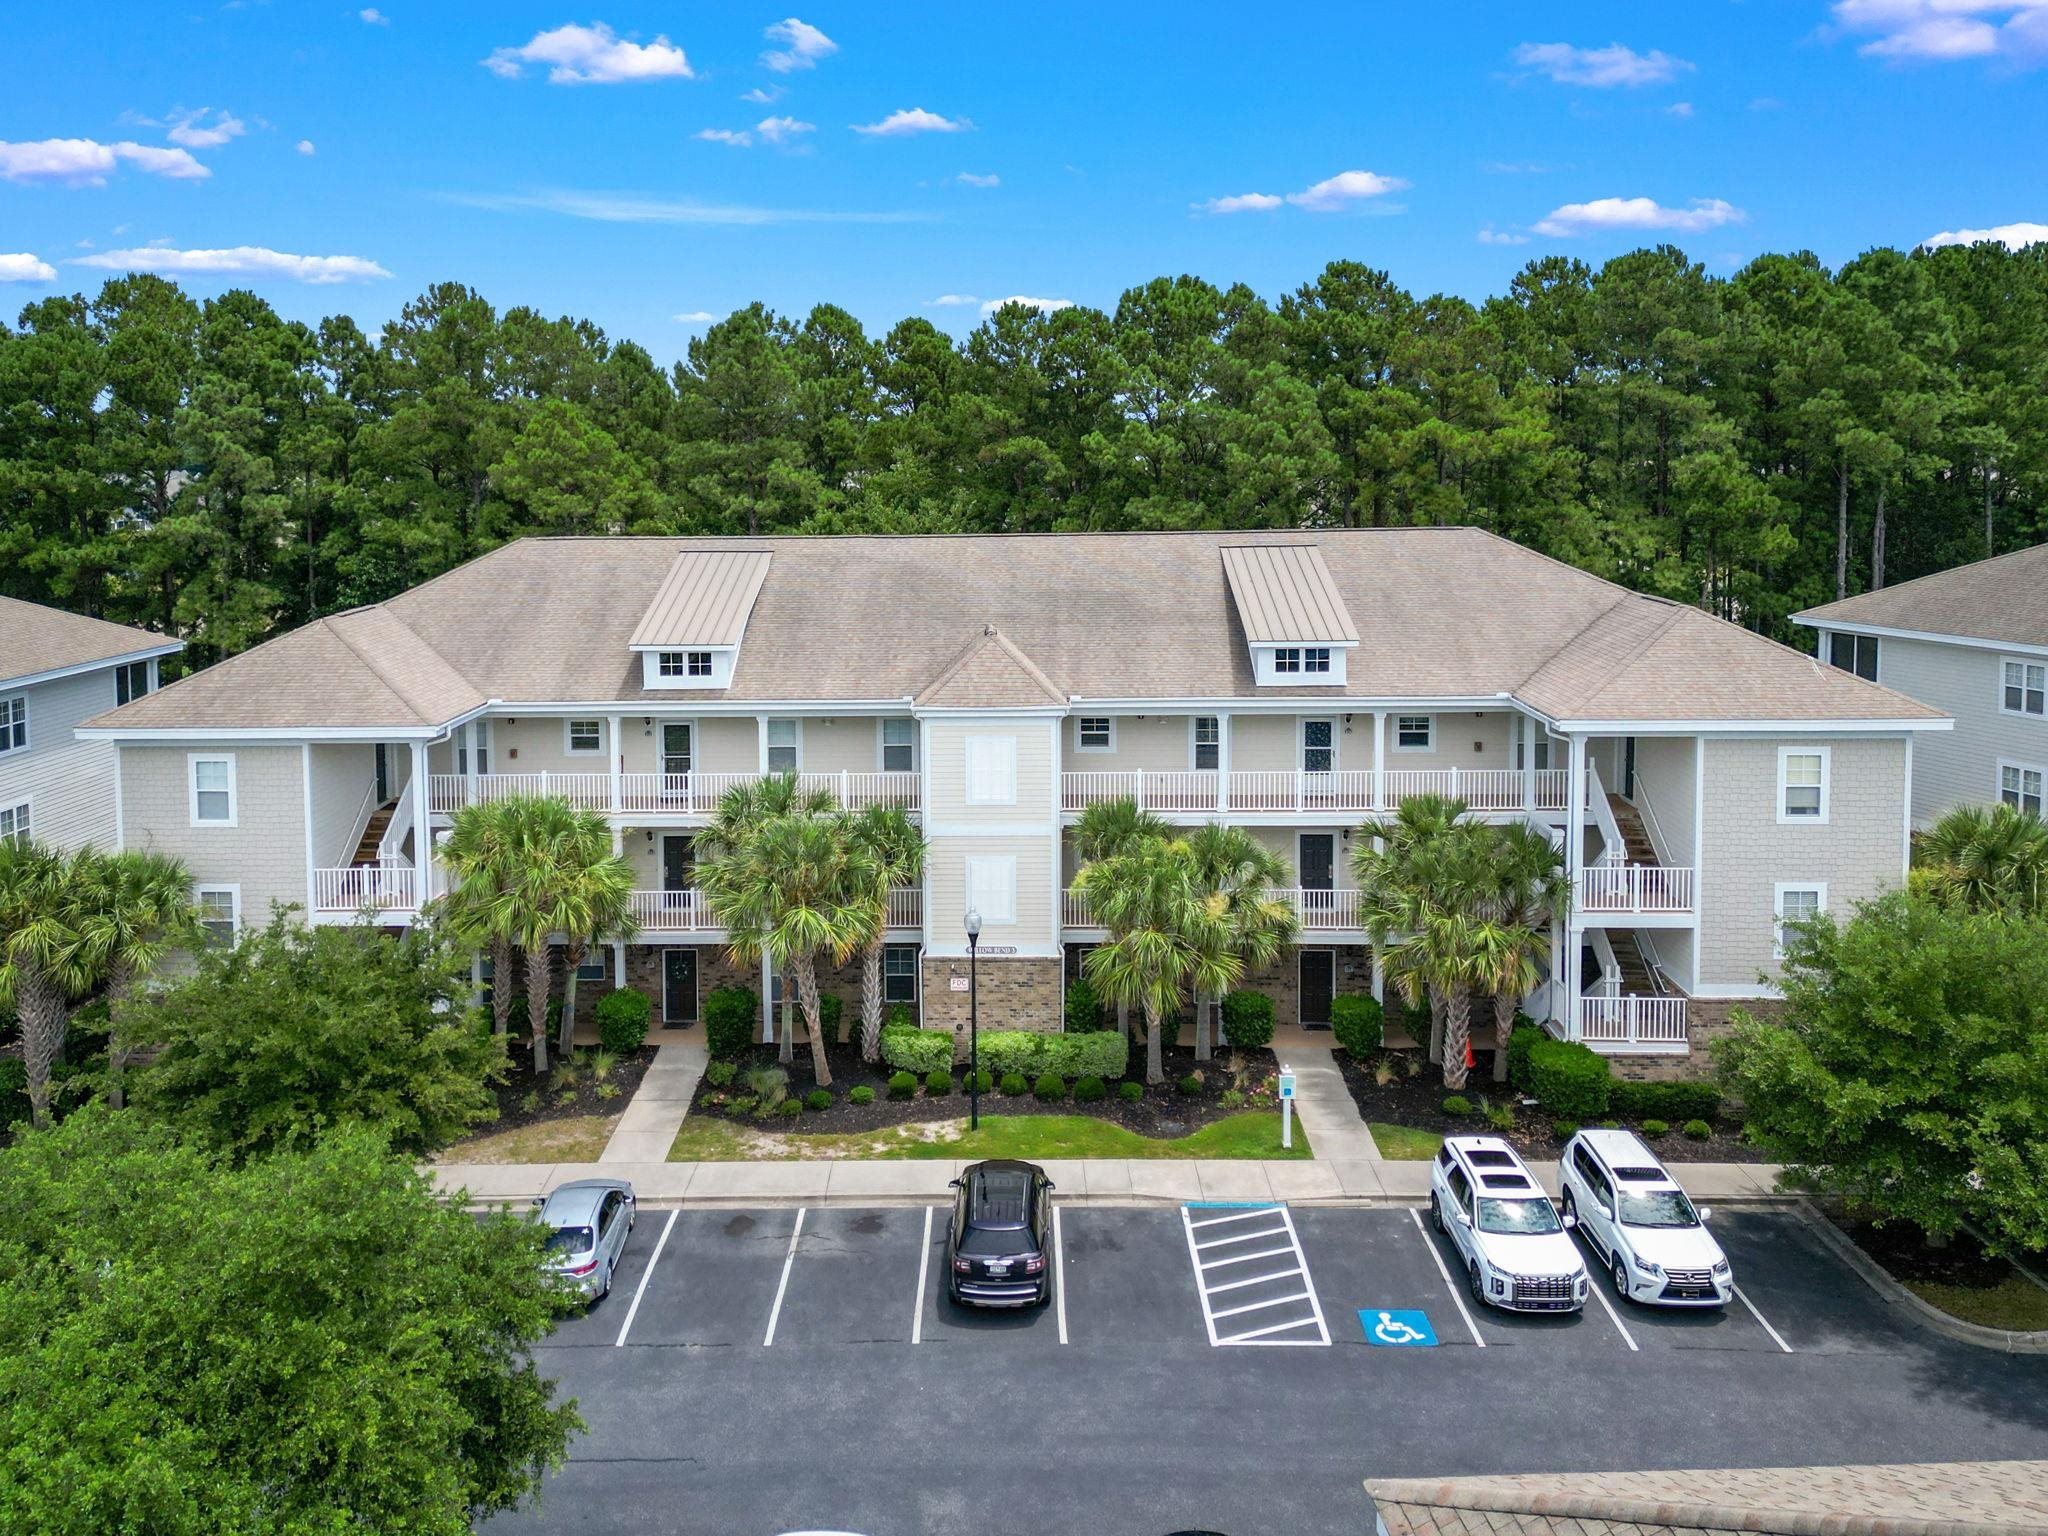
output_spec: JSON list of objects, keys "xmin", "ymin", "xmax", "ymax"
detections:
[
  {"xmin": 0, "ymin": 842, "xmax": 122, "ymax": 1128},
  {"xmin": 1182, "ymin": 823, "xmax": 1297, "ymax": 1062},
  {"xmin": 1071, "ymin": 798, "xmax": 1171, "ymax": 1040},
  {"xmin": 697, "ymin": 807, "xmax": 878, "ymax": 1088},
  {"xmin": 1468, "ymin": 819, "xmax": 1570, "ymax": 1082},
  {"xmin": 1353, "ymin": 794, "xmax": 1471, "ymax": 1066},
  {"xmin": 845, "ymin": 805, "xmax": 926, "ymax": 1061},
  {"xmin": 437, "ymin": 801, "xmax": 525, "ymax": 1038},
  {"xmin": 1074, "ymin": 837, "xmax": 1237, "ymax": 1086},
  {"xmin": 1919, "ymin": 802, "xmax": 2048, "ymax": 916},
  {"xmin": 84, "ymin": 850, "xmax": 199, "ymax": 1110}
]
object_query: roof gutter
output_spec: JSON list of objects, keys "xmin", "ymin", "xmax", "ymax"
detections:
[
  {"xmin": 3, "ymin": 639, "xmax": 185, "ymax": 694},
  {"xmin": 1790, "ymin": 614, "xmax": 2048, "ymax": 660}
]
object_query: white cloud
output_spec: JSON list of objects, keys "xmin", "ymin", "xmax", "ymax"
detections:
[
  {"xmin": 756, "ymin": 115, "xmax": 814, "ymax": 144},
  {"xmin": 980, "ymin": 295, "xmax": 1071, "ymax": 315},
  {"xmin": 852, "ymin": 107, "xmax": 971, "ymax": 137},
  {"xmin": 672, "ymin": 310, "xmax": 717, "ymax": 322},
  {"xmin": 927, "ymin": 293, "xmax": 980, "ymax": 306},
  {"xmin": 741, "ymin": 86, "xmax": 783, "ymax": 104},
  {"xmin": 450, "ymin": 188, "xmax": 930, "ymax": 225},
  {"xmin": 71, "ymin": 245, "xmax": 392, "ymax": 284},
  {"xmin": 0, "ymin": 253, "xmax": 58, "ymax": 283},
  {"xmin": 1833, "ymin": 0, "xmax": 2048, "ymax": 62},
  {"xmin": 0, "ymin": 138, "xmax": 209, "ymax": 186},
  {"xmin": 1922, "ymin": 220, "xmax": 2048, "ymax": 249},
  {"xmin": 696, "ymin": 127, "xmax": 752, "ymax": 146},
  {"xmin": 1665, "ymin": 100, "xmax": 1695, "ymax": 117},
  {"xmin": 1285, "ymin": 169, "xmax": 1408, "ymax": 210},
  {"xmin": 358, "ymin": 7, "xmax": 388, "ymax": 23},
  {"xmin": 296, "ymin": 139, "xmax": 317, "ymax": 155},
  {"xmin": 761, "ymin": 17, "xmax": 837, "ymax": 73},
  {"xmin": 1196, "ymin": 192, "xmax": 1284, "ymax": 214},
  {"xmin": 1476, "ymin": 226, "xmax": 1530, "ymax": 245},
  {"xmin": 954, "ymin": 171, "xmax": 999, "ymax": 188},
  {"xmin": 483, "ymin": 23, "xmax": 692, "ymax": 85},
  {"xmin": 1512, "ymin": 41, "xmax": 1694, "ymax": 87},
  {"xmin": 1532, "ymin": 195, "xmax": 1745, "ymax": 237},
  {"xmin": 166, "ymin": 108, "xmax": 245, "ymax": 149}
]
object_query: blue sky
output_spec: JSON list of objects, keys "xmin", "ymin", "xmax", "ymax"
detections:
[{"xmin": 3, "ymin": 2, "xmax": 2045, "ymax": 361}]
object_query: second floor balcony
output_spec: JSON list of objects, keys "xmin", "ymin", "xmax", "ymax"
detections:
[
  {"xmin": 1060, "ymin": 766, "xmax": 1570, "ymax": 818},
  {"xmin": 1064, "ymin": 885, "xmax": 1363, "ymax": 933},
  {"xmin": 427, "ymin": 769, "xmax": 920, "ymax": 818}
]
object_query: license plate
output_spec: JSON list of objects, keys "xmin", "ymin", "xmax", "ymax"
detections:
[{"xmin": 985, "ymin": 1262, "xmax": 1009, "ymax": 1275}]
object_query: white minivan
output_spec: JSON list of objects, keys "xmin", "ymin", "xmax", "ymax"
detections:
[{"xmin": 1560, "ymin": 1129, "xmax": 1732, "ymax": 1307}]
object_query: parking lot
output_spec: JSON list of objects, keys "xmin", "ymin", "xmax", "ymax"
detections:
[{"xmin": 498, "ymin": 1202, "xmax": 2048, "ymax": 1536}]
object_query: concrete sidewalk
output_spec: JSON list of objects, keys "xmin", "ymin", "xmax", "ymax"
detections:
[
  {"xmin": 1273, "ymin": 1045, "xmax": 1382, "ymax": 1159},
  {"xmin": 596, "ymin": 1043, "xmax": 707, "ymax": 1164},
  {"xmin": 435, "ymin": 1155, "xmax": 1788, "ymax": 1208}
]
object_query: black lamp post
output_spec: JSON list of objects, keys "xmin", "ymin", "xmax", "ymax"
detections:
[{"xmin": 964, "ymin": 908, "xmax": 982, "ymax": 1130}]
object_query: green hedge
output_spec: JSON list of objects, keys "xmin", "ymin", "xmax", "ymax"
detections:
[
  {"xmin": 593, "ymin": 988, "xmax": 652, "ymax": 1053},
  {"xmin": 0, "ymin": 1059, "xmax": 26, "ymax": 1134},
  {"xmin": 815, "ymin": 992, "xmax": 844, "ymax": 1042},
  {"xmin": 1220, "ymin": 990, "xmax": 1276, "ymax": 1050},
  {"xmin": 880, "ymin": 1025, "xmax": 956, "ymax": 1076},
  {"xmin": 705, "ymin": 986, "xmax": 759, "ymax": 1060},
  {"xmin": 883, "ymin": 1001, "xmax": 916, "ymax": 1031},
  {"xmin": 1064, "ymin": 974, "xmax": 1109, "ymax": 1033},
  {"xmin": 1329, "ymin": 995, "xmax": 1383, "ymax": 1058},
  {"xmin": 1609, "ymin": 1079, "xmax": 1720, "ymax": 1124},
  {"xmin": 1525, "ymin": 1036, "xmax": 1612, "ymax": 1121},
  {"xmin": 1506, "ymin": 1022, "xmax": 1545, "ymax": 1091},
  {"xmin": 975, "ymin": 1029, "xmax": 1130, "ymax": 1082}
]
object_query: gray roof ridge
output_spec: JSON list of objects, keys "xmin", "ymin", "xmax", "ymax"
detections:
[
  {"xmin": 916, "ymin": 623, "xmax": 1067, "ymax": 706},
  {"xmin": 1508, "ymin": 587, "xmax": 1672, "ymax": 702},
  {"xmin": 1796, "ymin": 539, "xmax": 2048, "ymax": 622},
  {"xmin": 319, "ymin": 607, "xmax": 477, "ymax": 725}
]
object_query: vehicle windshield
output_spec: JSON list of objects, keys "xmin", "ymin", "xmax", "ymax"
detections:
[
  {"xmin": 1475, "ymin": 1197, "xmax": 1562, "ymax": 1236},
  {"xmin": 1617, "ymin": 1189, "xmax": 1700, "ymax": 1228},
  {"xmin": 543, "ymin": 1225, "xmax": 594, "ymax": 1256},
  {"xmin": 959, "ymin": 1225, "xmax": 1031, "ymax": 1256}
]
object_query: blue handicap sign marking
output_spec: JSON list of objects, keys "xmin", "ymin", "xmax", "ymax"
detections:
[{"xmin": 1361, "ymin": 1308, "xmax": 1438, "ymax": 1347}]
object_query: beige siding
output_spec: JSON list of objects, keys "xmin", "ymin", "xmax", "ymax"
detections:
[
  {"xmin": 1696, "ymin": 736, "xmax": 1908, "ymax": 990},
  {"xmin": 1383, "ymin": 709, "xmax": 1512, "ymax": 772},
  {"xmin": 492, "ymin": 714, "xmax": 615, "ymax": 774},
  {"xmin": 1869, "ymin": 635, "xmax": 2042, "ymax": 825},
  {"xmin": 308, "ymin": 744, "xmax": 379, "ymax": 867},
  {"xmin": 800, "ymin": 715, "xmax": 885, "ymax": 773},
  {"xmin": 1630, "ymin": 736, "xmax": 1697, "ymax": 865},
  {"xmin": 1227, "ymin": 714, "xmax": 1300, "ymax": 771},
  {"xmin": 0, "ymin": 669, "xmax": 122, "ymax": 852},
  {"xmin": 925, "ymin": 718, "xmax": 1057, "ymax": 823},
  {"xmin": 927, "ymin": 834, "xmax": 1056, "ymax": 955},
  {"xmin": 119, "ymin": 743, "xmax": 308, "ymax": 930},
  {"xmin": 1064, "ymin": 713, "xmax": 1197, "ymax": 771}
]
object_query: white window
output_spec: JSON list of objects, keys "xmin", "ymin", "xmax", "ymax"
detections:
[
  {"xmin": 1075, "ymin": 717, "xmax": 1114, "ymax": 752},
  {"xmin": 881, "ymin": 717, "xmax": 915, "ymax": 772},
  {"xmin": 2000, "ymin": 760, "xmax": 2045, "ymax": 817},
  {"xmin": 114, "ymin": 660, "xmax": 153, "ymax": 706},
  {"xmin": 964, "ymin": 735, "xmax": 1017, "ymax": 805},
  {"xmin": 1301, "ymin": 719, "xmax": 1334, "ymax": 774},
  {"xmin": 1777, "ymin": 746, "xmax": 1830, "ymax": 823},
  {"xmin": 565, "ymin": 719, "xmax": 604, "ymax": 755},
  {"xmin": 883, "ymin": 944, "xmax": 919, "ymax": 1004},
  {"xmin": 1395, "ymin": 715, "xmax": 1433, "ymax": 751},
  {"xmin": 0, "ymin": 799, "xmax": 28, "ymax": 847},
  {"xmin": 2002, "ymin": 659, "xmax": 2046, "ymax": 718},
  {"xmin": 687, "ymin": 651, "xmax": 712, "ymax": 678},
  {"xmin": 965, "ymin": 855, "xmax": 1017, "ymax": 924},
  {"xmin": 765, "ymin": 718, "xmax": 799, "ymax": 773},
  {"xmin": 1302, "ymin": 647, "xmax": 1332, "ymax": 674},
  {"xmin": 188, "ymin": 754, "xmax": 237, "ymax": 826},
  {"xmin": 0, "ymin": 694, "xmax": 23, "ymax": 755},
  {"xmin": 1192, "ymin": 716, "xmax": 1220, "ymax": 770},
  {"xmin": 1774, "ymin": 883, "xmax": 1827, "ymax": 958},
  {"xmin": 195, "ymin": 885, "xmax": 240, "ymax": 946},
  {"xmin": 1826, "ymin": 633, "xmax": 1879, "ymax": 683},
  {"xmin": 1273, "ymin": 647, "xmax": 1302, "ymax": 674},
  {"xmin": 658, "ymin": 652, "xmax": 688, "ymax": 678},
  {"xmin": 576, "ymin": 953, "xmax": 610, "ymax": 983}
]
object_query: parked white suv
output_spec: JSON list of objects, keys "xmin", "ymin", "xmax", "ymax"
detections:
[
  {"xmin": 1429, "ymin": 1136, "xmax": 1588, "ymax": 1313},
  {"xmin": 1560, "ymin": 1129, "xmax": 1732, "ymax": 1307}
]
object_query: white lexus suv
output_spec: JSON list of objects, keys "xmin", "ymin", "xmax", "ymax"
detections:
[
  {"xmin": 1429, "ymin": 1135, "xmax": 1588, "ymax": 1313},
  {"xmin": 1560, "ymin": 1128, "xmax": 1733, "ymax": 1307}
]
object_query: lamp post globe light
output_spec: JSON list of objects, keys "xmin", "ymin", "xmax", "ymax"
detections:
[{"xmin": 964, "ymin": 908, "xmax": 982, "ymax": 1131}]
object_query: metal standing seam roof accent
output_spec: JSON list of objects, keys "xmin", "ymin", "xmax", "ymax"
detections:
[
  {"xmin": 1219, "ymin": 544, "xmax": 1362, "ymax": 645},
  {"xmin": 627, "ymin": 550, "xmax": 773, "ymax": 649}
]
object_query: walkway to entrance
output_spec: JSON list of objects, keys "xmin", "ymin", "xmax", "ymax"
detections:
[{"xmin": 598, "ymin": 1041, "xmax": 709, "ymax": 1164}]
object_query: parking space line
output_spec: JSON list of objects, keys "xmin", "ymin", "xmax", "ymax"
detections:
[
  {"xmin": 1194, "ymin": 1224, "xmax": 1292, "ymax": 1249},
  {"xmin": 762, "ymin": 1207, "xmax": 806, "ymax": 1348},
  {"xmin": 1189, "ymin": 1208, "xmax": 1287, "ymax": 1230},
  {"xmin": 1407, "ymin": 1207, "xmax": 1485, "ymax": 1347},
  {"xmin": 1208, "ymin": 1268, "xmax": 1303, "ymax": 1295},
  {"xmin": 1181, "ymin": 1206, "xmax": 1222, "ymax": 1346},
  {"xmin": 1181, "ymin": 1203, "xmax": 1331, "ymax": 1348},
  {"xmin": 613, "ymin": 1207, "xmax": 678, "ymax": 1349},
  {"xmin": 1275, "ymin": 1208, "xmax": 1332, "ymax": 1345},
  {"xmin": 1213, "ymin": 1291, "xmax": 1314, "ymax": 1321},
  {"xmin": 1052, "ymin": 1204, "xmax": 1069, "ymax": 1346},
  {"xmin": 1583, "ymin": 1270, "xmax": 1640, "ymax": 1351},
  {"xmin": 1199, "ymin": 1245, "xmax": 1298, "ymax": 1270},
  {"xmin": 1226, "ymin": 1317, "xmax": 1329, "ymax": 1344},
  {"xmin": 911, "ymin": 1205, "xmax": 933, "ymax": 1346},
  {"xmin": 1735, "ymin": 1284, "xmax": 1794, "ymax": 1353}
]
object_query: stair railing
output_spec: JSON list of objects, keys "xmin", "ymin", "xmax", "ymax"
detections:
[
  {"xmin": 377, "ymin": 774, "xmax": 417, "ymax": 867},
  {"xmin": 340, "ymin": 777, "xmax": 378, "ymax": 867}
]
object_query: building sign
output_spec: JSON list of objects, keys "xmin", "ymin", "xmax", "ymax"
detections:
[
  {"xmin": 975, "ymin": 945, "xmax": 1018, "ymax": 955},
  {"xmin": 949, "ymin": 977, "xmax": 970, "ymax": 992}
]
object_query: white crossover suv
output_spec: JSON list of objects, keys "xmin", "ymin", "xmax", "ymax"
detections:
[
  {"xmin": 1429, "ymin": 1135, "xmax": 1588, "ymax": 1313},
  {"xmin": 1560, "ymin": 1128, "xmax": 1733, "ymax": 1307}
]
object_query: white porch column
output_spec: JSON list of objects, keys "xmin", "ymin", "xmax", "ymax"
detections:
[
  {"xmin": 1216, "ymin": 713, "xmax": 1230, "ymax": 812},
  {"xmin": 410, "ymin": 739, "xmax": 432, "ymax": 905},
  {"xmin": 1563, "ymin": 733, "xmax": 1587, "ymax": 1039},
  {"xmin": 1520, "ymin": 715, "xmax": 1537, "ymax": 811},
  {"xmin": 607, "ymin": 713, "xmax": 623, "ymax": 813},
  {"xmin": 761, "ymin": 954, "xmax": 774, "ymax": 1042},
  {"xmin": 612, "ymin": 939, "xmax": 626, "ymax": 988},
  {"xmin": 756, "ymin": 714, "xmax": 770, "ymax": 773},
  {"xmin": 1372, "ymin": 711, "xmax": 1388, "ymax": 811},
  {"xmin": 463, "ymin": 720, "xmax": 479, "ymax": 803},
  {"xmin": 1370, "ymin": 944, "xmax": 1385, "ymax": 1005}
]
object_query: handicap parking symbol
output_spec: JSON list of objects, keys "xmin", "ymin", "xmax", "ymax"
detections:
[{"xmin": 1361, "ymin": 1308, "xmax": 1438, "ymax": 1347}]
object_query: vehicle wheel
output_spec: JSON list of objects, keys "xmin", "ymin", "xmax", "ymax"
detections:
[
  {"xmin": 1468, "ymin": 1258, "xmax": 1487, "ymax": 1308},
  {"xmin": 1431, "ymin": 1191, "xmax": 1445, "ymax": 1234},
  {"xmin": 1560, "ymin": 1189, "xmax": 1577, "ymax": 1227},
  {"xmin": 1611, "ymin": 1254, "xmax": 1631, "ymax": 1301},
  {"xmin": 601, "ymin": 1267, "xmax": 613, "ymax": 1302}
]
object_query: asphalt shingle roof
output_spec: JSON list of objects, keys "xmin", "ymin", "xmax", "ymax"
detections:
[
  {"xmin": 0, "ymin": 595, "xmax": 179, "ymax": 687},
  {"xmin": 1797, "ymin": 542, "xmax": 2048, "ymax": 650}
]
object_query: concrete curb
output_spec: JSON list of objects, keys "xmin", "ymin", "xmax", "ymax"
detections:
[{"xmin": 1795, "ymin": 1199, "xmax": 2048, "ymax": 1356}]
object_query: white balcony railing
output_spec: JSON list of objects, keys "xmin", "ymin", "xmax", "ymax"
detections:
[
  {"xmin": 1059, "ymin": 767, "xmax": 1574, "ymax": 817},
  {"xmin": 1576, "ymin": 994, "xmax": 1689, "ymax": 1048},
  {"xmin": 1578, "ymin": 861, "xmax": 1696, "ymax": 914},
  {"xmin": 1065, "ymin": 885, "xmax": 1361, "ymax": 931},
  {"xmin": 630, "ymin": 886, "xmax": 923, "ymax": 934},
  {"xmin": 430, "ymin": 769, "xmax": 920, "ymax": 818},
  {"xmin": 312, "ymin": 863, "xmax": 418, "ymax": 914}
]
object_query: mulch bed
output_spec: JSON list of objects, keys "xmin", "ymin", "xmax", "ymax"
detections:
[
  {"xmin": 695, "ymin": 1037, "xmax": 1282, "ymax": 1136},
  {"xmin": 1832, "ymin": 1213, "xmax": 2021, "ymax": 1292},
  {"xmin": 486, "ymin": 1038, "xmax": 659, "ymax": 1137},
  {"xmin": 1331, "ymin": 1045, "xmax": 1765, "ymax": 1164}
]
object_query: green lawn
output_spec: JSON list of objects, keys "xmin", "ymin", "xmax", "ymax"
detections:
[
  {"xmin": 668, "ymin": 1111, "xmax": 1309, "ymax": 1162},
  {"xmin": 440, "ymin": 1113, "xmax": 619, "ymax": 1165},
  {"xmin": 1369, "ymin": 1122, "xmax": 1445, "ymax": 1161},
  {"xmin": 1906, "ymin": 1274, "xmax": 2048, "ymax": 1332}
]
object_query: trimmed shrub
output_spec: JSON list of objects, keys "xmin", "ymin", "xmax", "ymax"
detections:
[
  {"xmin": 1525, "ymin": 1036, "xmax": 1612, "ymax": 1121},
  {"xmin": 1506, "ymin": 1022, "xmax": 1545, "ymax": 1091},
  {"xmin": 1329, "ymin": 995, "xmax": 1384, "ymax": 1058},
  {"xmin": 1682, "ymin": 1118, "xmax": 1712, "ymax": 1141},
  {"xmin": 1640, "ymin": 1117, "xmax": 1669, "ymax": 1138},
  {"xmin": 887, "ymin": 1070, "xmax": 918, "ymax": 1101},
  {"xmin": 805, "ymin": 1089, "xmax": 833, "ymax": 1112},
  {"xmin": 1073, "ymin": 1075, "xmax": 1107, "ymax": 1103},
  {"xmin": 1220, "ymin": 990, "xmax": 1277, "ymax": 1050},
  {"xmin": 1176, "ymin": 1073, "xmax": 1203, "ymax": 1096},
  {"xmin": 594, "ymin": 987, "xmax": 653, "ymax": 1053},
  {"xmin": 880, "ymin": 1025, "xmax": 955, "ymax": 1076},
  {"xmin": 1064, "ymin": 974, "xmax": 1109, "ymax": 1033},
  {"xmin": 726, "ymin": 1094, "xmax": 757, "ymax": 1115},
  {"xmin": 968, "ymin": 1068, "xmax": 992, "ymax": 1094},
  {"xmin": 999, "ymin": 1071, "xmax": 1029, "ymax": 1097},
  {"xmin": 1034, "ymin": 1072, "xmax": 1067, "ymax": 1101},
  {"xmin": 978, "ymin": 1032, "xmax": 1042, "ymax": 1079},
  {"xmin": 1610, "ymin": 1079, "xmax": 1720, "ymax": 1124},
  {"xmin": 704, "ymin": 986, "xmax": 759, "ymax": 1060},
  {"xmin": 848, "ymin": 1085, "xmax": 874, "ymax": 1106},
  {"xmin": 883, "ymin": 1002, "xmax": 916, "ymax": 1031},
  {"xmin": 704, "ymin": 1059, "xmax": 737, "ymax": 1089},
  {"xmin": 925, "ymin": 1069, "xmax": 954, "ymax": 1097},
  {"xmin": 814, "ymin": 992, "xmax": 844, "ymax": 1043},
  {"xmin": 978, "ymin": 1028, "xmax": 1129, "ymax": 1082},
  {"xmin": 1484, "ymin": 1101, "xmax": 1516, "ymax": 1133},
  {"xmin": 1441, "ymin": 1094, "xmax": 1472, "ymax": 1117},
  {"xmin": 778, "ymin": 1098, "xmax": 803, "ymax": 1117},
  {"xmin": 1117, "ymin": 1080, "xmax": 1144, "ymax": 1102},
  {"xmin": 1550, "ymin": 1118, "xmax": 1579, "ymax": 1140}
]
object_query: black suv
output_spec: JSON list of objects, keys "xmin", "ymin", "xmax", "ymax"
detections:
[{"xmin": 945, "ymin": 1159, "xmax": 1055, "ymax": 1308}]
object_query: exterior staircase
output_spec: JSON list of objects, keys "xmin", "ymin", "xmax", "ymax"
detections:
[
  {"xmin": 1605, "ymin": 792, "xmax": 1659, "ymax": 867},
  {"xmin": 351, "ymin": 800, "xmax": 400, "ymax": 866},
  {"xmin": 1606, "ymin": 930, "xmax": 1662, "ymax": 996}
]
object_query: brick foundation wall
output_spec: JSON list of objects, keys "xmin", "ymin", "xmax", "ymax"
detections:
[
  {"xmin": 920, "ymin": 955, "xmax": 1062, "ymax": 1050},
  {"xmin": 618, "ymin": 943, "xmax": 869, "ymax": 1036},
  {"xmin": 1604, "ymin": 996, "xmax": 1785, "ymax": 1082},
  {"xmin": 1237, "ymin": 944, "xmax": 1373, "ymax": 1027}
]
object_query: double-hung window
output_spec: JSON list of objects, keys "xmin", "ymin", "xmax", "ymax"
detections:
[
  {"xmin": 964, "ymin": 735, "xmax": 1016, "ymax": 805},
  {"xmin": 1395, "ymin": 715, "xmax": 1433, "ymax": 751},
  {"xmin": 0, "ymin": 799, "xmax": 28, "ymax": 847},
  {"xmin": 189, "ymin": 754, "xmax": 236, "ymax": 826},
  {"xmin": 1192, "ymin": 716, "xmax": 1220, "ymax": 771},
  {"xmin": 0, "ymin": 694, "xmax": 24, "ymax": 755},
  {"xmin": 1075, "ymin": 717, "xmax": 1113, "ymax": 752},
  {"xmin": 766, "ymin": 718, "xmax": 799, "ymax": 773},
  {"xmin": 196, "ymin": 886, "xmax": 239, "ymax": 946},
  {"xmin": 576, "ymin": 953, "xmax": 610, "ymax": 984},
  {"xmin": 2003, "ymin": 659, "xmax": 2046, "ymax": 718},
  {"xmin": 882, "ymin": 944, "xmax": 919, "ymax": 1005},
  {"xmin": 1826, "ymin": 633, "xmax": 1879, "ymax": 682},
  {"xmin": 566, "ymin": 719, "xmax": 604, "ymax": 755},
  {"xmin": 1301, "ymin": 719, "xmax": 1334, "ymax": 774},
  {"xmin": 114, "ymin": 660, "xmax": 153, "ymax": 706},
  {"xmin": 2001, "ymin": 761, "xmax": 2045, "ymax": 817},
  {"xmin": 1774, "ymin": 884, "xmax": 1826, "ymax": 958},
  {"xmin": 1778, "ymin": 747, "xmax": 1829, "ymax": 823},
  {"xmin": 881, "ymin": 718, "xmax": 915, "ymax": 772}
]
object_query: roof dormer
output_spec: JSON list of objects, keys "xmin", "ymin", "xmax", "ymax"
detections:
[
  {"xmin": 629, "ymin": 549, "xmax": 771, "ymax": 690},
  {"xmin": 1220, "ymin": 544, "xmax": 1359, "ymax": 686}
]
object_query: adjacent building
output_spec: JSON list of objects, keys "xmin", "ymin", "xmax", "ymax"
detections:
[
  {"xmin": 1797, "ymin": 541, "xmax": 2048, "ymax": 828},
  {"xmin": 78, "ymin": 529, "xmax": 1947, "ymax": 1075},
  {"xmin": 0, "ymin": 596, "xmax": 182, "ymax": 853}
]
